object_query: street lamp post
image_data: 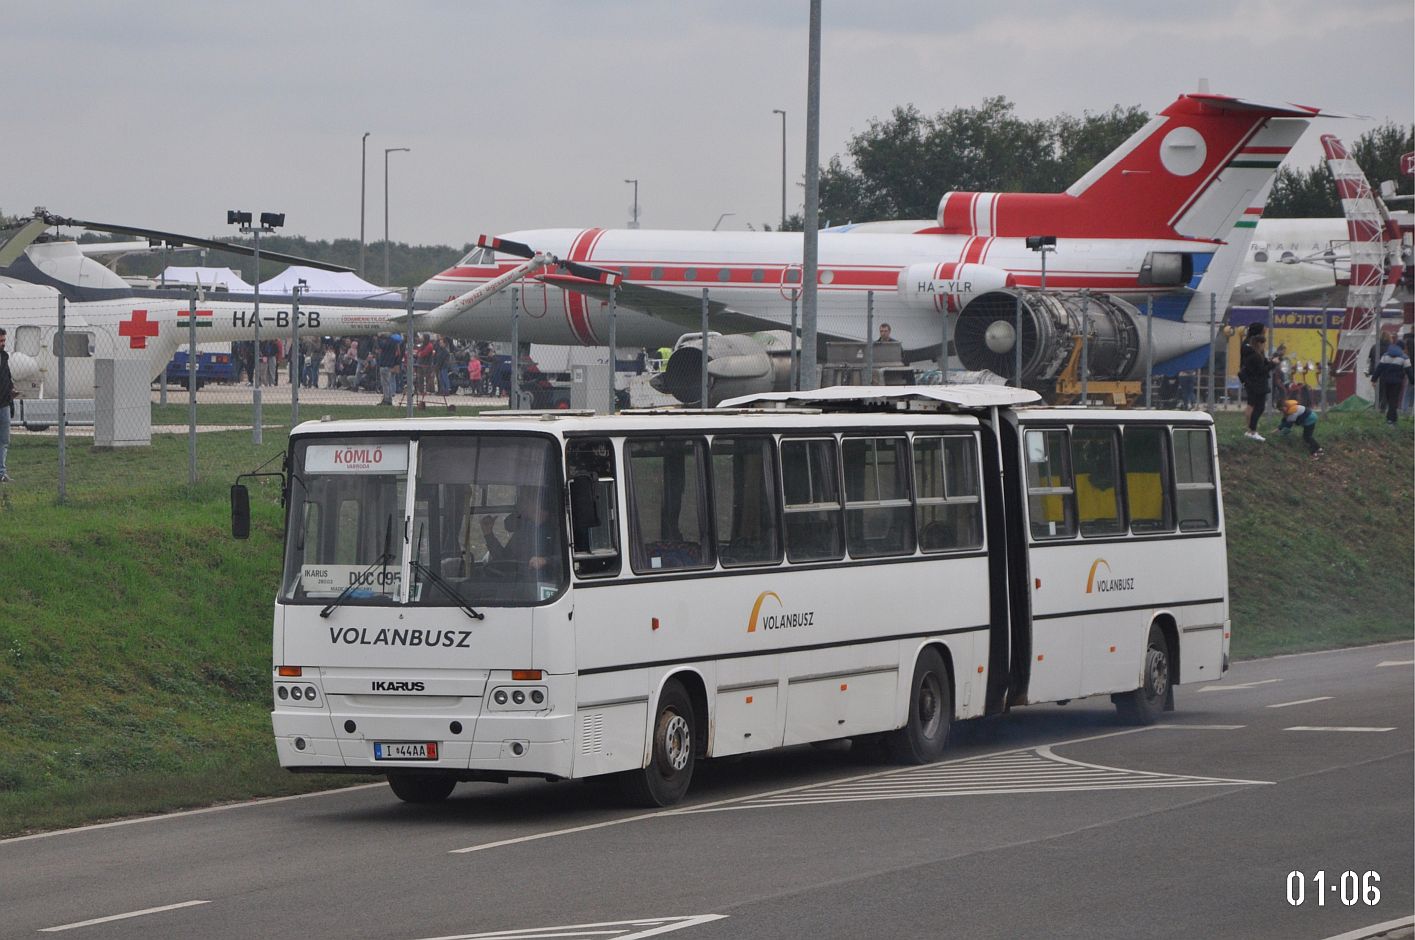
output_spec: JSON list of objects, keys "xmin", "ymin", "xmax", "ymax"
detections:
[
  {"xmin": 772, "ymin": 109, "xmax": 787, "ymax": 230},
  {"xmin": 228, "ymin": 210, "xmax": 285, "ymax": 444},
  {"xmin": 358, "ymin": 132, "xmax": 370, "ymax": 279},
  {"xmin": 624, "ymin": 179, "xmax": 639, "ymax": 229},
  {"xmin": 384, "ymin": 146, "xmax": 410, "ymax": 286}
]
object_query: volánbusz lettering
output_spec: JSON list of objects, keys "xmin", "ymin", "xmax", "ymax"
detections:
[{"xmin": 329, "ymin": 627, "xmax": 473, "ymax": 648}]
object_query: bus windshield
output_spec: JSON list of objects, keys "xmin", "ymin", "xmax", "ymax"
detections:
[{"xmin": 281, "ymin": 433, "xmax": 567, "ymax": 608}]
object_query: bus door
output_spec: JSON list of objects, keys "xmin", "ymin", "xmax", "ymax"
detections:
[{"xmin": 977, "ymin": 408, "xmax": 1032, "ymax": 713}]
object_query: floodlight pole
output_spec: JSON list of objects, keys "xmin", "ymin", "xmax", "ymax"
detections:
[
  {"xmin": 229, "ymin": 209, "xmax": 283, "ymax": 445},
  {"xmin": 57, "ymin": 295, "xmax": 67, "ymax": 504},
  {"xmin": 384, "ymin": 147, "xmax": 410, "ymax": 287},
  {"xmin": 625, "ymin": 179, "xmax": 640, "ymax": 229},
  {"xmin": 188, "ymin": 291, "xmax": 198, "ymax": 485},
  {"xmin": 359, "ymin": 132, "xmax": 370, "ymax": 279},
  {"xmin": 772, "ymin": 108, "xmax": 787, "ymax": 230},
  {"xmin": 290, "ymin": 282, "xmax": 303, "ymax": 427},
  {"xmin": 800, "ymin": 0, "xmax": 822, "ymax": 390}
]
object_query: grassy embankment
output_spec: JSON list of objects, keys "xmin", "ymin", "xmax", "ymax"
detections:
[{"xmin": 0, "ymin": 406, "xmax": 1408, "ymax": 837}]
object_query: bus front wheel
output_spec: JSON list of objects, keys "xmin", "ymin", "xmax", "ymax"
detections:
[
  {"xmin": 1113, "ymin": 624, "xmax": 1171, "ymax": 726},
  {"xmin": 887, "ymin": 648, "xmax": 951, "ymax": 764},
  {"xmin": 620, "ymin": 680, "xmax": 695, "ymax": 807},
  {"xmin": 387, "ymin": 772, "xmax": 456, "ymax": 804}
]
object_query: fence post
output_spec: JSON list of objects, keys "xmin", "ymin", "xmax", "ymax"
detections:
[
  {"xmin": 700, "ymin": 288, "xmax": 709, "ymax": 407},
  {"xmin": 290, "ymin": 284, "xmax": 301, "ymax": 428},
  {"xmin": 789, "ymin": 289, "xmax": 800, "ymax": 390},
  {"xmin": 864, "ymin": 290, "xmax": 875, "ymax": 386},
  {"xmin": 1319, "ymin": 307, "xmax": 1330, "ymax": 411},
  {"xmin": 607, "ymin": 287, "xmax": 618, "ymax": 413},
  {"xmin": 1206, "ymin": 292, "xmax": 1217, "ymax": 412},
  {"xmin": 510, "ymin": 287, "xmax": 520, "ymax": 410},
  {"xmin": 188, "ymin": 291, "xmax": 198, "ymax": 486},
  {"xmin": 405, "ymin": 289, "xmax": 416, "ymax": 418},
  {"xmin": 1080, "ymin": 290, "xmax": 1090, "ymax": 406},
  {"xmin": 1144, "ymin": 296, "xmax": 1154, "ymax": 408},
  {"xmin": 57, "ymin": 295, "xmax": 67, "ymax": 505}
]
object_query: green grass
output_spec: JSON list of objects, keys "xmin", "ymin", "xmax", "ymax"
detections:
[{"xmin": 0, "ymin": 405, "xmax": 1408, "ymax": 837}]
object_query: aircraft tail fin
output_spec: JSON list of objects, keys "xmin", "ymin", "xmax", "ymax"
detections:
[{"xmin": 935, "ymin": 94, "xmax": 1318, "ymax": 242}]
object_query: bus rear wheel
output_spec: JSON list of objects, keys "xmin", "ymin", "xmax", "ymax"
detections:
[
  {"xmin": 620, "ymin": 680, "xmax": 695, "ymax": 807},
  {"xmin": 1114, "ymin": 624, "xmax": 1171, "ymax": 726},
  {"xmin": 387, "ymin": 772, "xmax": 456, "ymax": 803},
  {"xmin": 887, "ymin": 648, "xmax": 951, "ymax": 764}
]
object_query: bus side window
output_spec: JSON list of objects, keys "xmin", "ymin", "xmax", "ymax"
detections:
[
  {"xmin": 710, "ymin": 436, "xmax": 782, "ymax": 567},
  {"xmin": 1024, "ymin": 428, "xmax": 1076, "ymax": 539},
  {"xmin": 1172, "ymin": 428, "xmax": 1218, "ymax": 531},
  {"xmin": 1124, "ymin": 426, "xmax": 1174, "ymax": 533},
  {"xmin": 780, "ymin": 438, "xmax": 844, "ymax": 562},
  {"xmin": 842, "ymin": 437, "xmax": 914, "ymax": 558},
  {"xmin": 914, "ymin": 435, "xmax": 983, "ymax": 551},
  {"xmin": 626, "ymin": 438, "xmax": 713, "ymax": 573},
  {"xmin": 567, "ymin": 439, "xmax": 621, "ymax": 578},
  {"xmin": 1072, "ymin": 427, "xmax": 1124, "ymax": 537}
]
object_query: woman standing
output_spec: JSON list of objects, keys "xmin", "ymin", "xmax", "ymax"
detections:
[{"xmin": 1238, "ymin": 323, "xmax": 1274, "ymax": 441}]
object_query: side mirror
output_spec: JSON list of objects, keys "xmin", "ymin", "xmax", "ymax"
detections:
[
  {"xmin": 231, "ymin": 484, "xmax": 251, "ymax": 539},
  {"xmin": 568, "ymin": 475, "xmax": 600, "ymax": 532}
]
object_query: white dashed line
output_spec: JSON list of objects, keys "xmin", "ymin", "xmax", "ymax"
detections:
[
  {"xmin": 412, "ymin": 915, "xmax": 729, "ymax": 940},
  {"xmin": 1283, "ymin": 726, "xmax": 1395, "ymax": 733},
  {"xmin": 40, "ymin": 900, "xmax": 209, "ymax": 932},
  {"xmin": 1197, "ymin": 678, "xmax": 1282, "ymax": 692},
  {"xmin": 1317, "ymin": 914, "xmax": 1414, "ymax": 940},
  {"xmin": 1376, "ymin": 660, "xmax": 1414, "ymax": 667},
  {"xmin": 1265, "ymin": 697, "xmax": 1334, "ymax": 708}
]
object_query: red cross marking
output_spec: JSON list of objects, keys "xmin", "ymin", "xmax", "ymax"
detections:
[{"xmin": 119, "ymin": 309, "xmax": 161, "ymax": 349}]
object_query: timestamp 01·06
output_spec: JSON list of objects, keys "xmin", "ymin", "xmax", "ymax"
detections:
[{"xmin": 1287, "ymin": 870, "xmax": 1380, "ymax": 907}]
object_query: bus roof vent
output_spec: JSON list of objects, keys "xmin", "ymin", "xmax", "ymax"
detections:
[{"xmin": 718, "ymin": 384, "xmax": 1041, "ymax": 413}]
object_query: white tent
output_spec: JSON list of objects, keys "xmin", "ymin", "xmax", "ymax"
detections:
[
  {"xmin": 158, "ymin": 266, "xmax": 252, "ymax": 292},
  {"xmin": 256, "ymin": 266, "xmax": 399, "ymax": 300}
]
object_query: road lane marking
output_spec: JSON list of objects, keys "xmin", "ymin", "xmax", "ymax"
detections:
[
  {"xmin": 1197, "ymin": 678, "xmax": 1281, "ymax": 692},
  {"xmin": 413, "ymin": 915, "xmax": 728, "ymax": 940},
  {"xmin": 40, "ymin": 900, "xmax": 209, "ymax": 932},
  {"xmin": 674, "ymin": 744, "xmax": 1271, "ymax": 813},
  {"xmin": 0, "ymin": 783, "xmax": 386, "ymax": 846},
  {"xmin": 1265, "ymin": 697, "xmax": 1334, "ymax": 708},
  {"xmin": 1284, "ymin": 726, "xmax": 1395, "ymax": 733},
  {"xmin": 1318, "ymin": 914, "xmax": 1414, "ymax": 940},
  {"xmin": 1376, "ymin": 660, "xmax": 1414, "ymax": 667},
  {"xmin": 1152, "ymin": 724, "xmax": 1246, "ymax": 730}
]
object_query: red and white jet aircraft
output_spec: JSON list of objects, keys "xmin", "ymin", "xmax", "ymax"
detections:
[{"xmin": 416, "ymin": 91, "xmax": 1321, "ymax": 399}]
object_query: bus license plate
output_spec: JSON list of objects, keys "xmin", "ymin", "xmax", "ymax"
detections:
[{"xmin": 374, "ymin": 742, "xmax": 438, "ymax": 761}]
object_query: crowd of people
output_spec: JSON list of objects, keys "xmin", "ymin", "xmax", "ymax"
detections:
[
  {"xmin": 1234, "ymin": 322, "xmax": 1413, "ymax": 457},
  {"xmin": 228, "ymin": 334, "xmax": 506, "ymax": 401}
]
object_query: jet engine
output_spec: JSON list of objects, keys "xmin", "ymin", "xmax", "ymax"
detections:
[
  {"xmin": 651, "ymin": 331, "xmax": 794, "ymax": 406},
  {"xmin": 953, "ymin": 291, "xmax": 1201, "ymax": 384},
  {"xmin": 896, "ymin": 263, "xmax": 1014, "ymax": 313}
]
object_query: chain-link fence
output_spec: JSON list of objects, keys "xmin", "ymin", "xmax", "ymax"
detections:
[{"xmin": 3, "ymin": 281, "xmax": 1390, "ymax": 507}]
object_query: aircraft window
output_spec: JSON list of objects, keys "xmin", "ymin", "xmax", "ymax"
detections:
[
  {"xmin": 1280, "ymin": 251, "xmax": 1296, "ymax": 263},
  {"xmin": 627, "ymin": 438, "xmax": 713, "ymax": 573},
  {"xmin": 1071, "ymin": 427, "xmax": 1124, "ymax": 537},
  {"xmin": 1124, "ymin": 426, "xmax": 1174, "ymax": 533},
  {"xmin": 751, "ymin": 269, "xmax": 765, "ymax": 282},
  {"xmin": 53, "ymin": 332, "xmax": 94, "ymax": 358},
  {"xmin": 651, "ymin": 267, "xmax": 665, "ymax": 281},
  {"xmin": 820, "ymin": 270, "xmax": 835, "ymax": 285},
  {"xmin": 15, "ymin": 326, "xmax": 40, "ymax": 357},
  {"xmin": 1172, "ymin": 428, "xmax": 1218, "ymax": 531},
  {"xmin": 619, "ymin": 267, "xmax": 631, "ymax": 280},
  {"xmin": 683, "ymin": 268, "xmax": 698, "ymax": 281},
  {"xmin": 784, "ymin": 269, "xmax": 802, "ymax": 284},
  {"xmin": 1253, "ymin": 251, "xmax": 1269, "ymax": 263},
  {"xmin": 455, "ymin": 247, "xmax": 494, "ymax": 267},
  {"xmin": 710, "ymin": 436, "xmax": 781, "ymax": 567},
  {"xmin": 717, "ymin": 268, "xmax": 731, "ymax": 282},
  {"xmin": 842, "ymin": 437, "xmax": 914, "ymax": 558},
  {"xmin": 780, "ymin": 438, "xmax": 843, "ymax": 562},
  {"xmin": 913, "ymin": 435, "xmax": 982, "ymax": 552},
  {"xmin": 1024, "ymin": 428, "xmax": 1076, "ymax": 540}
]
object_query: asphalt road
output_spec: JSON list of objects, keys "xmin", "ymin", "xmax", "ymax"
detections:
[{"xmin": 3, "ymin": 641, "xmax": 1411, "ymax": 940}]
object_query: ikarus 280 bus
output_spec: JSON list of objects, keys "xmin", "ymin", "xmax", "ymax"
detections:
[{"xmin": 231, "ymin": 386, "xmax": 1230, "ymax": 806}]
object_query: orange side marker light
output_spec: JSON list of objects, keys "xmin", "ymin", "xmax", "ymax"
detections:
[
  {"xmin": 745, "ymin": 695, "xmax": 753, "ymax": 704},
  {"xmin": 651, "ymin": 617, "xmax": 660, "ymax": 631},
  {"xmin": 1036, "ymin": 654, "xmax": 1045, "ymax": 662},
  {"xmin": 840, "ymin": 683, "xmax": 848, "ymax": 692},
  {"xmin": 278, "ymin": 666, "xmax": 302, "ymax": 677}
]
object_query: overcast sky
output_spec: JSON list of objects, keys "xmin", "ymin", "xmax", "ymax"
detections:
[{"xmin": 3, "ymin": 1, "xmax": 1410, "ymax": 252}]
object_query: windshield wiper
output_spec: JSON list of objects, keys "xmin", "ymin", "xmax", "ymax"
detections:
[
  {"xmin": 410, "ymin": 523, "xmax": 484, "ymax": 620},
  {"xmin": 320, "ymin": 515, "xmax": 396, "ymax": 619}
]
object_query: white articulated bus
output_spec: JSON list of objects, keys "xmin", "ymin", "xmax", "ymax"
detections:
[{"xmin": 233, "ymin": 386, "xmax": 1229, "ymax": 806}]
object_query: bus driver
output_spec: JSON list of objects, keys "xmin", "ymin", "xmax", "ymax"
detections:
[{"xmin": 479, "ymin": 487, "xmax": 557, "ymax": 571}]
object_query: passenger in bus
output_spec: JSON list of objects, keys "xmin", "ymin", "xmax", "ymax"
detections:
[{"xmin": 480, "ymin": 488, "xmax": 558, "ymax": 571}]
